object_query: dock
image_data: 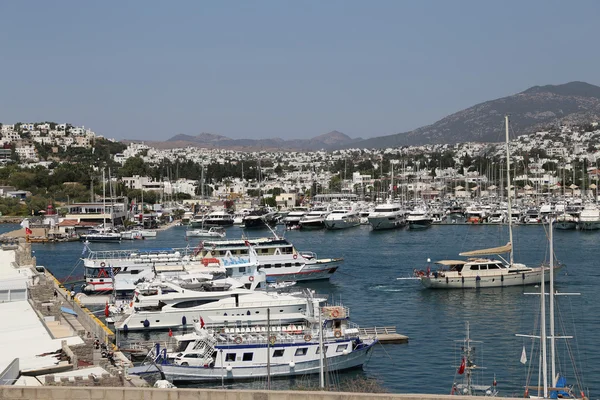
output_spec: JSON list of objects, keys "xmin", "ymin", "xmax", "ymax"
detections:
[{"xmin": 359, "ymin": 326, "xmax": 409, "ymax": 344}]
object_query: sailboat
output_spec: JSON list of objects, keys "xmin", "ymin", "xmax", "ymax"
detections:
[
  {"xmin": 415, "ymin": 116, "xmax": 562, "ymax": 289},
  {"xmin": 450, "ymin": 321, "xmax": 498, "ymax": 397},
  {"xmin": 80, "ymin": 169, "xmax": 122, "ymax": 243},
  {"xmin": 516, "ymin": 219, "xmax": 588, "ymax": 399}
]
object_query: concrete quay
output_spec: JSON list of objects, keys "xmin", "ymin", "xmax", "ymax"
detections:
[{"xmin": 0, "ymin": 386, "xmax": 526, "ymax": 400}]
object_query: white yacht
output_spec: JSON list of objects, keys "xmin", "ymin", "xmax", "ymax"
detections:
[
  {"xmin": 185, "ymin": 226, "xmax": 226, "ymax": 239},
  {"xmin": 298, "ymin": 205, "xmax": 330, "ymax": 229},
  {"xmin": 367, "ymin": 201, "xmax": 404, "ymax": 230},
  {"xmin": 577, "ymin": 203, "xmax": 600, "ymax": 230},
  {"xmin": 406, "ymin": 206, "xmax": 433, "ymax": 230},
  {"xmin": 203, "ymin": 209, "xmax": 234, "ymax": 226},
  {"xmin": 114, "ymin": 279, "xmax": 325, "ymax": 331},
  {"xmin": 324, "ymin": 205, "xmax": 360, "ymax": 230},
  {"xmin": 80, "ymin": 227, "xmax": 122, "ymax": 243},
  {"xmin": 282, "ymin": 207, "xmax": 309, "ymax": 228},
  {"xmin": 128, "ymin": 304, "xmax": 376, "ymax": 382},
  {"xmin": 199, "ymin": 236, "xmax": 343, "ymax": 282}
]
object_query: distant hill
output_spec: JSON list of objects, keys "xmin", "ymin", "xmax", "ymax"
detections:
[
  {"xmin": 133, "ymin": 130, "xmax": 361, "ymax": 151},
  {"xmin": 344, "ymin": 81, "xmax": 600, "ymax": 149}
]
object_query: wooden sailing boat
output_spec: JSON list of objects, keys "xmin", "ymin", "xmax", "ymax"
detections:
[{"xmin": 415, "ymin": 116, "xmax": 561, "ymax": 289}]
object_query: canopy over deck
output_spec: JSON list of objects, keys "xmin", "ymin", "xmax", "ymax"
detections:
[{"xmin": 459, "ymin": 242, "xmax": 512, "ymax": 257}]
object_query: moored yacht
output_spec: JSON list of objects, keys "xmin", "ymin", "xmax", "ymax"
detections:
[
  {"xmin": 555, "ymin": 213, "xmax": 577, "ymax": 230},
  {"xmin": 282, "ymin": 207, "xmax": 309, "ymax": 228},
  {"xmin": 324, "ymin": 205, "xmax": 360, "ymax": 230},
  {"xmin": 406, "ymin": 206, "xmax": 433, "ymax": 230},
  {"xmin": 185, "ymin": 226, "xmax": 226, "ymax": 239},
  {"xmin": 298, "ymin": 205, "xmax": 330, "ymax": 229},
  {"xmin": 127, "ymin": 303, "xmax": 376, "ymax": 382},
  {"xmin": 577, "ymin": 203, "xmax": 600, "ymax": 230},
  {"xmin": 80, "ymin": 227, "xmax": 122, "ymax": 243},
  {"xmin": 367, "ymin": 201, "xmax": 404, "ymax": 230},
  {"xmin": 203, "ymin": 209, "xmax": 234, "ymax": 226}
]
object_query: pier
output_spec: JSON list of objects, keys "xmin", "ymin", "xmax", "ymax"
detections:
[{"xmin": 359, "ymin": 326, "xmax": 409, "ymax": 344}]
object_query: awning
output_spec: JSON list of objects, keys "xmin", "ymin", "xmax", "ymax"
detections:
[
  {"xmin": 435, "ymin": 260, "xmax": 467, "ymax": 266},
  {"xmin": 459, "ymin": 242, "xmax": 512, "ymax": 257}
]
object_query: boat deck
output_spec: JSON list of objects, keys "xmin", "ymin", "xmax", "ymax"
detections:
[{"xmin": 359, "ymin": 326, "xmax": 409, "ymax": 343}]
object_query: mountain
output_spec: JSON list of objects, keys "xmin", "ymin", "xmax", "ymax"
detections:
[
  {"xmin": 345, "ymin": 81, "xmax": 600, "ymax": 149},
  {"xmin": 134, "ymin": 130, "xmax": 360, "ymax": 151}
]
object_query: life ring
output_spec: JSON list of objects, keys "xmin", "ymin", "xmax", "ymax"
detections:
[
  {"xmin": 248, "ymin": 276, "xmax": 254, "ymax": 282},
  {"xmin": 304, "ymin": 334, "xmax": 312, "ymax": 342},
  {"xmin": 331, "ymin": 309, "xmax": 340, "ymax": 318},
  {"xmin": 269, "ymin": 335, "xmax": 277, "ymax": 345},
  {"xmin": 100, "ymin": 262, "xmax": 106, "ymax": 267},
  {"xmin": 293, "ymin": 254, "xmax": 298, "ymax": 259},
  {"xmin": 234, "ymin": 336, "xmax": 243, "ymax": 344},
  {"xmin": 334, "ymin": 330, "xmax": 342, "ymax": 338}
]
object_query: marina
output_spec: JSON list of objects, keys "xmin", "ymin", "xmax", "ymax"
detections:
[{"xmin": 2, "ymin": 219, "xmax": 594, "ymax": 396}]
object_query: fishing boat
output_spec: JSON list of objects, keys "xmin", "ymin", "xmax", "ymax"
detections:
[
  {"xmin": 127, "ymin": 304, "xmax": 377, "ymax": 382},
  {"xmin": 516, "ymin": 219, "xmax": 587, "ymax": 399},
  {"xmin": 450, "ymin": 322, "xmax": 498, "ymax": 396},
  {"xmin": 414, "ymin": 116, "xmax": 562, "ymax": 289}
]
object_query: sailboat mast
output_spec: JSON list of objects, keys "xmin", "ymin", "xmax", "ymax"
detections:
[
  {"xmin": 466, "ymin": 321, "xmax": 472, "ymax": 395},
  {"xmin": 102, "ymin": 169, "xmax": 106, "ymax": 228},
  {"xmin": 504, "ymin": 115, "xmax": 514, "ymax": 265},
  {"xmin": 540, "ymin": 227, "xmax": 548, "ymax": 398},
  {"xmin": 549, "ymin": 218, "xmax": 556, "ymax": 387},
  {"xmin": 318, "ymin": 303, "xmax": 324, "ymax": 388}
]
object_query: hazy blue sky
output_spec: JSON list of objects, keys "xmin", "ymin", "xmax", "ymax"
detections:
[{"xmin": 1, "ymin": 1, "xmax": 598, "ymax": 141}]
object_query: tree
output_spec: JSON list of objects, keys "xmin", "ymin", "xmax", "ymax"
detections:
[{"xmin": 119, "ymin": 156, "xmax": 149, "ymax": 177}]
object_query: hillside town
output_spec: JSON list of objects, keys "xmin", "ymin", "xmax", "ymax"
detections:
[{"xmin": 1, "ymin": 121, "xmax": 600, "ymax": 208}]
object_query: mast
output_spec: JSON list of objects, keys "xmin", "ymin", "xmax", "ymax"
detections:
[
  {"xmin": 540, "ymin": 225, "xmax": 548, "ymax": 398},
  {"xmin": 465, "ymin": 321, "xmax": 473, "ymax": 395},
  {"xmin": 504, "ymin": 115, "xmax": 514, "ymax": 266},
  {"xmin": 318, "ymin": 303, "xmax": 324, "ymax": 388},
  {"xmin": 267, "ymin": 307, "xmax": 271, "ymax": 390},
  {"xmin": 102, "ymin": 169, "xmax": 106, "ymax": 228},
  {"xmin": 549, "ymin": 218, "xmax": 556, "ymax": 388}
]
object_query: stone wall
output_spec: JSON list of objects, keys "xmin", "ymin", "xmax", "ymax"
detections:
[{"xmin": 0, "ymin": 387, "xmax": 525, "ymax": 400}]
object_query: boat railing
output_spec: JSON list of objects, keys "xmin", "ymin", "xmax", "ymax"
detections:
[
  {"xmin": 208, "ymin": 299, "xmax": 310, "ymax": 310},
  {"xmin": 299, "ymin": 251, "xmax": 317, "ymax": 259},
  {"xmin": 84, "ymin": 247, "xmax": 194, "ymax": 261},
  {"xmin": 358, "ymin": 325, "xmax": 397, "ymax": 337}
]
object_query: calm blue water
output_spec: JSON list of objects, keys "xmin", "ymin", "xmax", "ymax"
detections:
[{"xmin": 6, "ymin": 223, "xmax": 598, "ymax": 396}]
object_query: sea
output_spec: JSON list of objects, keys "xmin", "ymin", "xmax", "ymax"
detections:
[{"xmin": 4, "ymin": 223, "xmax": 598, "ymax": 397}]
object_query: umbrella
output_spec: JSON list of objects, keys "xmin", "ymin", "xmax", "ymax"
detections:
[
  {"xmin": 523, "ymin": 185, "xmax": 533, "ymax": 190},
  {"xmin": 569, "ymin": 184, "xmax": 578, "ymax": 189},
  {"xmin": 590, "ymin": 183, "xmax": 597, "ymax": 189},
  {"xmin": 470, "ymin": 186, "xmax": 478, "ymax": 191},
  {"xmin": 454, "ymin": 186, "xmax": 464, "ymax": 190},
  {"xmin": 487, "ymin": 185, "xmax": 497, "ymax": 190}
]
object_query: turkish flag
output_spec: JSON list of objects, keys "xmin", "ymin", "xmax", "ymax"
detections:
[
  {"xmin": 25, "ymin": 227, "xmax": 32, "ymax": 235},
  {"xmin": 104, "ymin": 302, "xmax": 109, "ymax": 318},
  {"xmin": 457, "ymin": 357, "xmax": 466, "ymax": 374}
]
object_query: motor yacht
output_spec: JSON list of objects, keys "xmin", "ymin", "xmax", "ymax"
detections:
[{"xmin": 367, "ymin": 201, "xmax": 404, "ymax": 230}]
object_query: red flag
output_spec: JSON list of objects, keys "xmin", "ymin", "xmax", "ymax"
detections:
[
  {"xmin": 25, "ymin": 227, "xmax": 32, "ymax": 235},
  {"xmin": 200, "ymin": 316, "xmax": 205, "ymax": 328},
  {"xmin": 168, "ymin": 328, "xmax": 173, "ymax": 337},
  {"xmin": 457, "ymin": 357, "xmax": 466, "ymax": 375},
  {"xmin": 244, "ymin": 240, "xmax": 250, "ymax": 247},
  {"xmin": 104, "ymin": 302, "xmax": 109, "ymax": 318}
]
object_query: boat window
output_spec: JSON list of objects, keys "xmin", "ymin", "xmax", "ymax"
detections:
[
  {"xmin": 184, "ymin": 353, "xmax": 199, "ymax": 358},
  {"xmin": 488, "ymin": 264, "xmax": 501, "ymax": 270},
  {"xmin": 273, "ymin": 349, "xmax": 284, "ymax": 357},
  {"xmin": 316, "ymin": 346, "xmax": 328, "ymax": 354},
  {"xmin": 281, "ymin": 247, "xmax": 293, "ymax": 254},
  {"xmin": 218, "ymin": 251, "xmax": 226, "ymax": 256},
  {"xmin": 295, "ymin": 263, "xmax": 302, "ymax": 267},
  {"xmin": 263, "ymin": 264, "xmax": 271, "ymax": 269},
  {"xmin": 274, "ymin": 264, "xmax": 282, "ymax": 268},
  {"xmin": 295, "ymin": 348, "xmax": 308, "ymax": 356},
  {"xmin": 479, "ymin": 265, "xmax": 488, "ymax": 270},
  {"xmin": 242, "ymin": 353, "xmax": 253, "ymax": 361},
  {"xmin": 239, "ymin": 267, "xmax": 246, "ymax": 273},
  {"xmin": 470, "ymin": 265, "xmax": 479, "ymax": 271},
  {"xmin": 260, "ymin": 249, "xmax": 269, "ymax": 254},
  {"xmin": 225, "ymin": 353, "xmax": 236, "ymax": 362},
  {"xmin": 336, "ymin": 344, "xmax": 348, "ymax": 353},
  {"xmin": 172, "ymin": 299, "xmax": 216, "ymax": 308},
  {"xmin": 285, "ymin": 263, "xmax": 292, "ymax": 268}
]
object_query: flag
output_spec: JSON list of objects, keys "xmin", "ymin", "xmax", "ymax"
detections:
[
  {"xmin": 168, "ymin": 328, "xmax": 173, "ymax": 337},
  {"xmin": 457, "ymin": 357, "xmax": 466, "ymax": 374},
  {"xmin": 25, "ymin": 227, "xmax": 32, "ymax": 235},
  {"xmin": 200, "ymin": 316, "xmax": 205, "ymax": 328},
  {"xmin": 104, "ymin": 302, "xmax": 109, "ymax": 318},
  {"xmin": 520, "ymin": 346, "xmax": 527, "ymax": 364},
  {"xmin": 108, "ymin": 265, "xmax": 114, "ymax": 280},
  {"xmin": 81, "ymin": 244, "xmax": 88, "ymax": 256},
  {"xmin": 244, "ymin": 240, "xmax": 250, "ymax": 247}
]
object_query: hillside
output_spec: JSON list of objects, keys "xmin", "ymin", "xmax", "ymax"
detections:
[{"xmin": 347, "ymin": 81, "xmax": 600, "ymax": 149}]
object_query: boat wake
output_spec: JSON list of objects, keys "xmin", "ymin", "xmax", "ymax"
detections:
[{"xmin": 368, "ymin": 284, "xmax": 403, "ymax": 293}]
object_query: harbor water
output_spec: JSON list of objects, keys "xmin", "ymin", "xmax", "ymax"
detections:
[{"xmin": 7, "ymin": 223, "xmax": 598, "ymax": 396}]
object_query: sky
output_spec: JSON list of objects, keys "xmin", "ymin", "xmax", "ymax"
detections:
[{"xmin": 1, "ymin": 1, "xmax": 599, "ymax": 142}]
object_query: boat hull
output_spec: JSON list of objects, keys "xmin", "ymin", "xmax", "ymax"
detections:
[
  {"xmin": 324, "ymin": 219, "xmax": 360, "ymax": 230},
  {"xmin": 407, "ymin": 220, "xmax": 432, "ymax": 230},
  {"xmin": 554, "ymin": 222, "xmax": 577, "ymax": 230},
  {"xmin": 368, "ymin": 216, "xmax": 404, "ymax": 230},
  {"xmin": 130, "ymin": 339, "xmax": 376, "ymax": 382},
  {"xmin": 419, "ymin": 266, "xmax": 562, "ymax": 289},
  {"xmin": 578, "ymin": 221, "xmax": 600, "ymax": 230}
]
